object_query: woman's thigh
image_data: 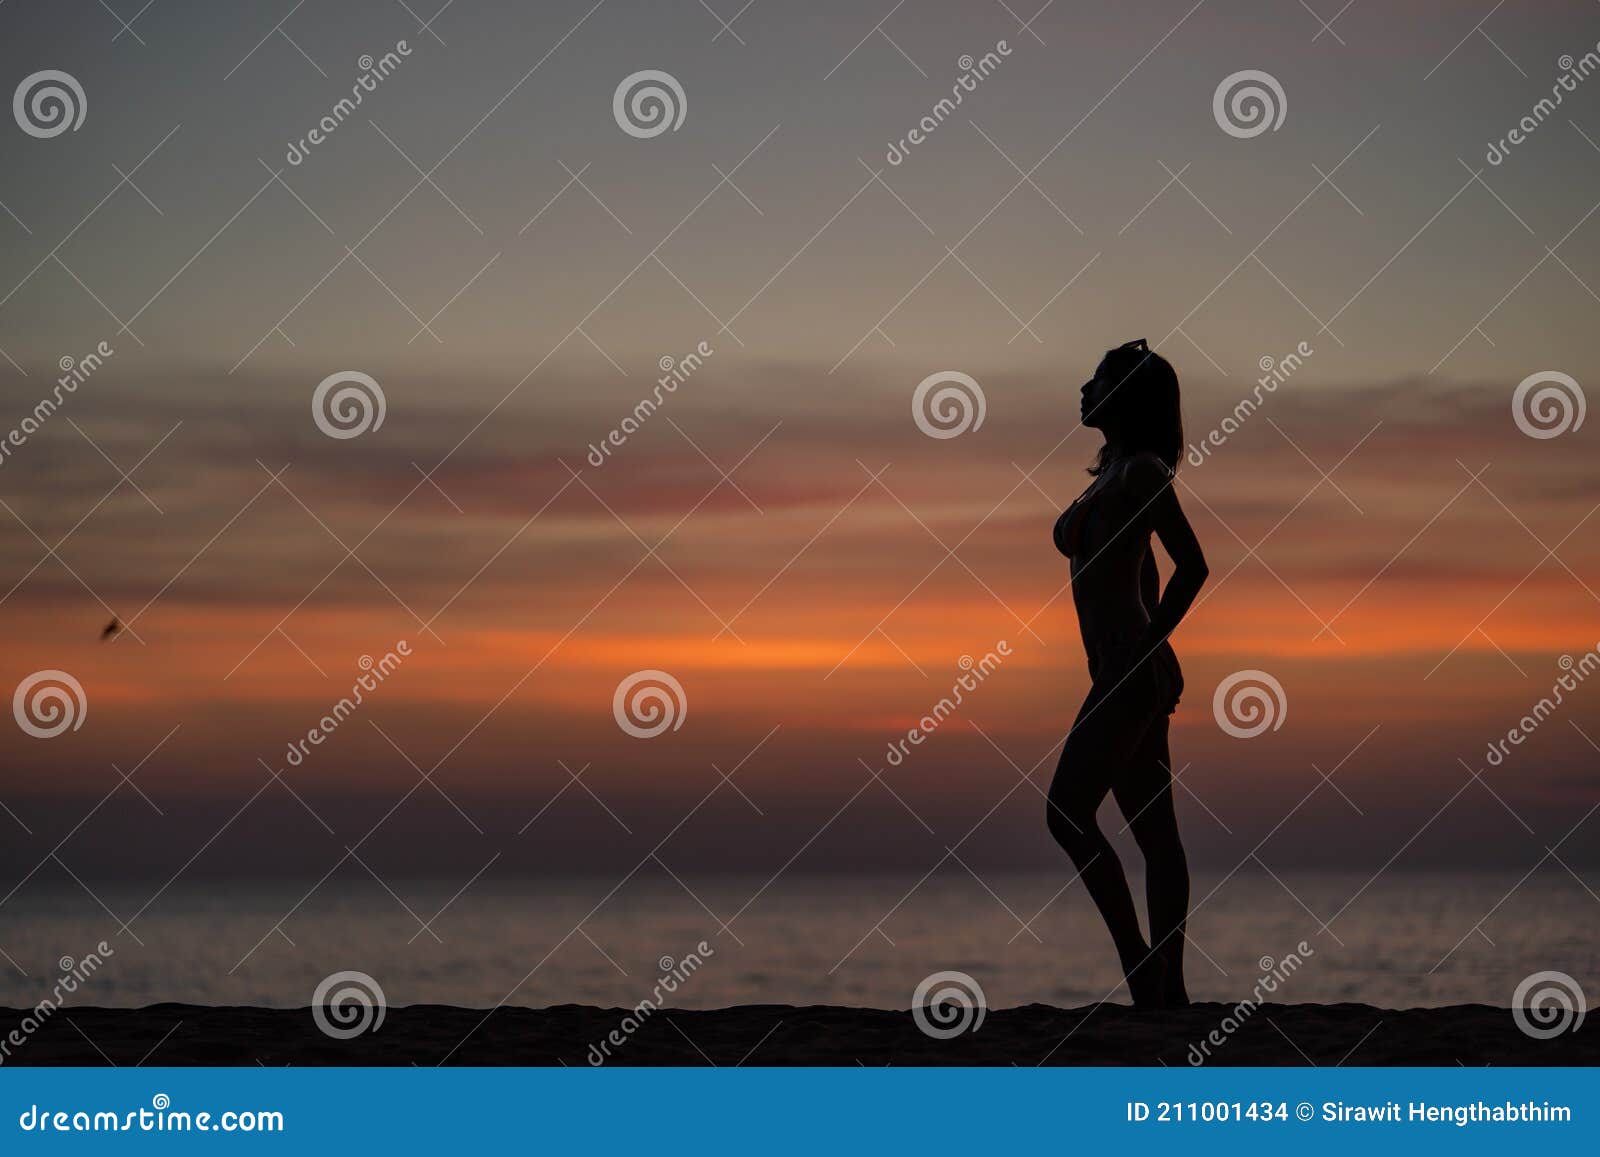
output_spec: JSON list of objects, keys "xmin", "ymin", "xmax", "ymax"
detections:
[
  {"xmin": 1049, "ymin": 678, "xmax": 1160, "ymax": 818},
  {"xmin": 1111, "ymin": 717, "xmax": 1179, "ymax": 842}
]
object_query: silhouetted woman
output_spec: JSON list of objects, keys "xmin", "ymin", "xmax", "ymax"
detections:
[{"xmin": 1048, "ymin": 339, "xmax": 1208, "ymax": 1009}]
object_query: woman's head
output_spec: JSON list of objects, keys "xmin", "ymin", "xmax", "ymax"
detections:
[{"xmin": 1080, "ymin": 338, "xmax": 1182, "ymax": 475}]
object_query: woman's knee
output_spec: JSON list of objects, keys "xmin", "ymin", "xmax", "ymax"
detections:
[
  {"xmin": 1046, "ymin": 795, "xmax": 1098, "ymax": 856},
  {"xmin": 1131, "ymin": 820, "xmax": 1186, "ymax": 869}
]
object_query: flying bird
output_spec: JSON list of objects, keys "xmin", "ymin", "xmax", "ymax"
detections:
[{"xmin": 101, "ymin": 618, "xmax": 120, "ymax": 641}]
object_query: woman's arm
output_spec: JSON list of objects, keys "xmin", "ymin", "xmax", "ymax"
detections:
[
  {"xmin": 1127, "ymin": 457, "xmax": 1208, "ymax": 657},
  {"xmin": 1140, "ymin": 547, "xmax": 1160, "ymax": 617}
]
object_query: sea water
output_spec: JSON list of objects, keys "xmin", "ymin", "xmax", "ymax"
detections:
[{"xmin": 0, "ymin": 870, "xmax": 1593, "ymax": 1010}]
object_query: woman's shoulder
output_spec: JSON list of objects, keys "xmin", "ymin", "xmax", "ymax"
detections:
[{"xmin": 1108, "ymin": 451, "xmax": 1174, "ymax": 491}]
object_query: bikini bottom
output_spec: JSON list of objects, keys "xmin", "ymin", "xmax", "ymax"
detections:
[{"xmin": 1085, "ymin": 634, "xmax": 1184, "ymax": 717}]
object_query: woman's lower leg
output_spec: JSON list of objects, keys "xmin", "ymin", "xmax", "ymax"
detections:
[{"xmin": 1051, "ymin": 813, "xmax": 1156, "ymax": 994}]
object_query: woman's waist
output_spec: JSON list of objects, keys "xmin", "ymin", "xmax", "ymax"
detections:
[
  {"xmin": 1084, "ymin": 632, "xmax": 1178, "ymax": 667},
  {"xmin": 1072, "ymin": 602, "xmax": 1152, "ymax": 647},
  {"xmin": 1077, "ymin": 615, "xmax": 1180, "ymax": 667}
]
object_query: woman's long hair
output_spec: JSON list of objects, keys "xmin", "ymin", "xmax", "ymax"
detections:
[{"xmin": 1087, "ymin": 338, "xmax": 1183, "ymax": 476}]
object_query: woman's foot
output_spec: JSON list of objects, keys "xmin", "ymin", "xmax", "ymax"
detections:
[
  {"xmin": 1163, "ymin": 972, "xmax": 1190, "ymax": 1008},
  {"xmin": 1159, "ymin": 944, "xmax": 1190, "ymax": 1007},
  {"xmin": 1126, "ymin": 951, "xmax": 1169, "ymax": 1009}
]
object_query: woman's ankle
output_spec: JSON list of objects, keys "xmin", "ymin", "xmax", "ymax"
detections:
[{"xmin": 1125, "ymin": 950, "xmax": 1168, "ymax": 1009}]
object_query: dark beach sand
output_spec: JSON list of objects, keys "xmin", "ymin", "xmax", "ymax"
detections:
[{"xmin": 4, "ymin": 1003, "xmax": 1594, "ymax": 1066}]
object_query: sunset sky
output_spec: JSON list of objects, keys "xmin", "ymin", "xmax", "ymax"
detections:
[{"xmin": 1, "ymin": 0, "xmax": 1598, "ymax": 883}]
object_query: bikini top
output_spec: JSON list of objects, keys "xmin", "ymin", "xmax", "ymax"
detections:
[
  {"xmin": 1053, "ymin": 456, "xmax": 1173, "ymax": 559},
  {"xmin": 1053, "ymin": 475, "xmax": 1108, "ymax": 559}
]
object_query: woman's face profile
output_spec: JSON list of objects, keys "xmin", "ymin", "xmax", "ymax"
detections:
[{"xmin": 1081, "ymin": 356, "xmax": 1117, "ymax": 430}]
